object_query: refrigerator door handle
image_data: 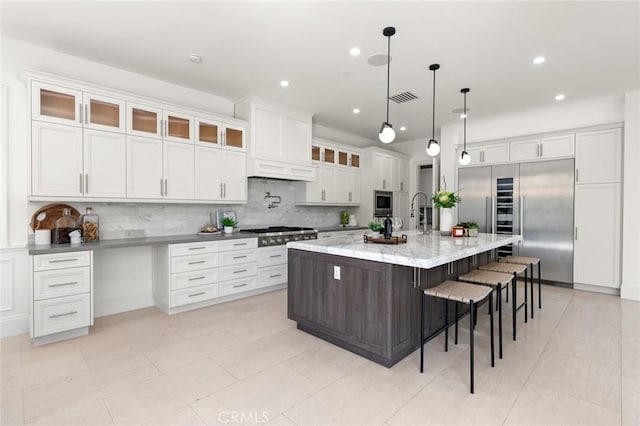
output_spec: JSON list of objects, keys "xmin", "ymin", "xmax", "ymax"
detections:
[
  {"xmin": 485, "ymin": 197, "xmax": 491, "ymax": 233},
  {"xmin": 520, "ymin": 196, "xmax": 525, "ymax": 238},
  {"xmin": 491, "ymin": 196, "xmax": 496, "ymax": 234}
]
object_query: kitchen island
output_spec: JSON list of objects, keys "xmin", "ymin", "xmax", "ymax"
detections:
[{"xmin": 287, "ymin": 231, "xmax": 522, "ymax": 367}]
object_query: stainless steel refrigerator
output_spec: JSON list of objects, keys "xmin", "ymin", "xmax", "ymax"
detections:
[{"xmin": 457, "ymin": 159, "xmax": 574, "ymax": 285}]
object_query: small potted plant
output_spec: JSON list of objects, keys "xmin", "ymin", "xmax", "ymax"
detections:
[
  {"xmin": 340, "ymin": 211, "xmax": 350, "ymax": 227},
  {"xmin": 222, "ymin": 217, "xmax": 236, "ymax": 234},
  {"xmin": 368, "ymin": 220, "xmax": 384, "ymax": 234},
  {"xmin": 465, "ymin": 221, "xmax": 479, "ymax": 237}
]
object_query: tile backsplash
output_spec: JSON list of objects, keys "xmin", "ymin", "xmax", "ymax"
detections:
[{"xmin": 28, "ymin": 178, "xmax": 357, "ymax": 239}]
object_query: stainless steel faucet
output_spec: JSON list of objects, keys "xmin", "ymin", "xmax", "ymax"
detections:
[{"xmin": 410, "ymin": 192, "xmax": 430, "ymax": 234}]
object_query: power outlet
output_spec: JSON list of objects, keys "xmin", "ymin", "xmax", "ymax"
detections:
[{"xmin": 333, "ymin": 265, "xmax": 341, "ymax": 280}]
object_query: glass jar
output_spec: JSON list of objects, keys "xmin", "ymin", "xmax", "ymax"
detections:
[
  {"xmin": 53, "ymin": 208, "xmax": 78, "ymax": 244},
  {"xmin": 81, "ymin": 207, "xmax": 99, "ymax": 241}
]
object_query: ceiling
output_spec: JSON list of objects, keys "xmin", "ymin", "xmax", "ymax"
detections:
[{"xmin": 2, "ymin": 1, "xmax": 639, "ymax": 145}]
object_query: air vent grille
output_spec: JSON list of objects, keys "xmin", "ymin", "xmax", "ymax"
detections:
[{"xmin": 390, "ymin": 92, "xmax": 419, "ymax": 103}]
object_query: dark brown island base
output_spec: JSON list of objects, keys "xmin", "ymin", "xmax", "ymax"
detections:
[{"xmin": 287, "ymin": 231, "xmax": 522, "ymax": 367}]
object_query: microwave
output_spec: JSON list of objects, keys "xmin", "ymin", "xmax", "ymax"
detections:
[{"xmin": 374, "ymin": 190, "xmax": 393, "ymax": 217}]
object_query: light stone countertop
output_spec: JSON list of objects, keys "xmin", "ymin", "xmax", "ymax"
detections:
[{"xmin": 287, "ymin": 230, "xmax": 523, "ymax": 269}]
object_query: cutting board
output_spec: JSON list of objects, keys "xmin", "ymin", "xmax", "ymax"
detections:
[{"xmin": 30, "ymin": 204, "xmax": 81, "ymax": 231}]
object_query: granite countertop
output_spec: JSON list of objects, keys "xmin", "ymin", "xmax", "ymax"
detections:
[
  {"xmin": 28, "ymin": 232, "xmax": 257, "ymax": 255},
  {"xmin": 287, "ymin": 230, "xmax": 523, "ymax": 269}
]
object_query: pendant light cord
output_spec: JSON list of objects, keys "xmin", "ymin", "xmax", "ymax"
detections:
[
  {"xmin": 463, "ymin": 91, "xmax": 467, "ymax": 151},
  {"xmin": 386, "ymin": 35, "xmax": 391, "ymax": 123},
  {"xmin": 432, "ymin": 69, "xmax": 436, "ymax": 140}
]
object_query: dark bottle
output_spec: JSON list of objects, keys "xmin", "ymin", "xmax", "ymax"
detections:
[
  {"xmin": 384, "ymin": 215, "xmax": 393, "ymax": 239},
  {"xmin": 53, "ymin": 208, "xmax": 78, "ymax": 244}
]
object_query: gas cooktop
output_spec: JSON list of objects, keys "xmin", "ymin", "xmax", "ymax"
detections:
[
  {"xmin": 241, "ymin": 226, "xmax": 315, "ymax": 235},
  {"xmin": 241, "ymin": 226, "xmax": 317, "ymax": 247}
]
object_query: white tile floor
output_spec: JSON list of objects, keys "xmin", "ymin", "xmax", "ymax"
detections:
[{"xmin": 1, "ymin": 285, "xmax": 638, "ymax": 425}]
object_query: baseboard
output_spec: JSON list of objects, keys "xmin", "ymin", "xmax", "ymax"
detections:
[
  {"xmin": 0, "ymin": 313, "xmax": 29, "ymax": 338},
  {"xmin": 94, "ymin": 292, "xmax": 154, "ymax": 318},
  {"xmin": 574, "ymin": 283, "xmax": 621, "ymax": 296},
  {"xmin": 620, "ymin": 283, "xmax": 640, "ymax": 301}
]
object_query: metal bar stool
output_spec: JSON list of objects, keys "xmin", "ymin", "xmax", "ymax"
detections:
[
  {"xmin": 420, "ymin": 280, "xmax": 494, "ymax": 394},
  {"xmin": 458, "ymin": 269, "xmax": 513, "ymax": 360},
  {"xmin": 501, "ymin": 256, "xmax": 541, "ymax": 319},
  {"xmin": 478, "ymin": 261, "xmax": 528, "ymax": 341}
]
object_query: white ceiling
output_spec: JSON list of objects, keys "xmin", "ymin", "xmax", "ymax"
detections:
[{"xmin": 2, "ymin": 1, "xmax": 639, "ymax": 145}]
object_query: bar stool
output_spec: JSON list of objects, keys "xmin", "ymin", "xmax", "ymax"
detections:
[
  {"xmin": 420, "ymin": 280, "xmax": 494, "ymax": 394},
  {"xmin": 457, "ymin": 269, "xmax": 514, "ymax": 360},
  {"xmin": 501, "ymin": 256, "xmax": 541, "ymax": 319},
  {"xmin": 478, "ymin": 261, "xmax": 528, "ymax": 340}
]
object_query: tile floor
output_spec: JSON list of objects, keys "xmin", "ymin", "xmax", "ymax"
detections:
[{"xmin": 1, "ymin": 284, "xmax": 638, "ymax": 425}]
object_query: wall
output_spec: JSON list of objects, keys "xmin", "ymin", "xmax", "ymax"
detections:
[{"xmin": 621, "ymin": 91, "xmax": 640, "ymax": 301}]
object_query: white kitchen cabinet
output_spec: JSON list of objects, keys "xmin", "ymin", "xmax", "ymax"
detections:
[
  {"xmin": 295, "ymin": 165, "xmax": 360, "ymax": 205},
  {"xmin": 574, "ymin": 183, "xmax": 621, "ymax": 289},
  {"xmin": 127, "ymin": 102, "xmax": 163, "ymax": 138},
  {"xmin": 127, "ymin": 135, "xmax": 164, "ymax": 199},
  {"xmin": 575, "ymin": 128, "xmax": 622, "ymax": 184},
  {"xmin": 31, "ymin": 81, "xmax": 83, "ymax": 126},
  {"xmin": 83, "ymin": 92, "xmax": 126, "ymax": 133},
  {"xmin": 347, "ymin": 169, "xmax": 361, "ymax": 204},
  {"xmin": 30, "ymin": 251, "xmax": 93, "ymax": 344},
  {"xmin": 235, "ymin": 96, "xmax": 314, "ymax": 181},
  {"xmin": 459, "ymin": 143, "xmax": 510, "ymax": 166},
  {"xmin": 83, "ymin": 129, "xmax": 126, "ymax": 198},
  {"xmin": 373, "ymin": 152, "xmax": 393, "ymax": 190},
  {"xmin": 510, "ymin": 135, "xmax": 575, "ymax": 162},
  {"xmin": 395, "ymin": 158, "xmax": 409, "ymax": 192},
  {"xmin": 31, "ymin": 121, "xmax": 83, "ymax": 197},
  {"xmin": 163, "ymin": 109, "xmax": 194, "ymax": 144},
  {"xmin": 196, "ymin": 117, "xmax": 246, "ymax": 152},
  {"xmin": 194, "ymin": 146, "xmax": 247, "ymax": 202},
  {"xmin": 163, "ymin": 141, "xmax": 195, "ymax": 199}
]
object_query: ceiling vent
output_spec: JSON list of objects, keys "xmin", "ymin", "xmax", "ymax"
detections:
[{"xmin": 390, "ymin": 92, "xmax": 419, "ymax": 103}]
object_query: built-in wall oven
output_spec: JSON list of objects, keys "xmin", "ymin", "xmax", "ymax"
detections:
[{"xmin": 374, "ymin": 190, "xmax": 393, "ymax": 217}]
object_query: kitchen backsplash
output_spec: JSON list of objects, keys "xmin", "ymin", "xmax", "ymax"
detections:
[{"xmin": 28, "ymin": 178, "xmax": 357, "ymax": 239}]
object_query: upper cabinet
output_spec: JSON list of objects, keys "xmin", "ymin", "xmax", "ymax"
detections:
[
  {"xmin": 195, "ymin": 117, "xmax": 246, "ymax": 152},
  {"xmin": 458, "ymin": 143, "xmax": 509, "ymax": 167},
  {"xmin": 32, "ymin": 82, "xmax": 83, "ymax": 126},
  {"xmin": 369, "ymin": 150, "xmax": 407, "ymax": 191},
  {"xmin": 510, "ymin": 135, "xmax": 575, "ymax": 162},
  {"xmin": 575, "ymin": 128, "xmax": 622, "ymax": 184},
  {"xmin": 235, "ymin": 96, "xmax": 314, "ymax": 181},
  {"xmin": 126, "ymin": 103, "xmax": 194, "ymax": 144}
]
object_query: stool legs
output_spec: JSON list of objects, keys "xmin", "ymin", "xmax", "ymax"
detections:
[
  {"xmin": 524, "ymin": 269, "xmax": 528, "ymax": 323},
  {"xmin": 511, "ymin": 273, "xmax": 517, "ymax": 341},
  {"xmin": 498, "ymin": 285, "xmax": 503, "ymax": 359},
  {"xmin": 489, "ymin": 293, "xmax": 494, "ymax": 368},
  {"xmin": 420, "ymin": 293, "xmax": 425, "ymax": 373},
  {"xmin": 444, "ymin": 300, "xmax": 449, "ymax": 352},
  {"xmin": 454, "ymin": 304, "xmax": 459, "ymax": 345},
  {"xmin": 530, "ymin": 263, "xmax": 534, "ymax": 319},
  {"xmin": 469, "ymin": 299, "xmax": 475, "ymax": 394},
  {"xmin": 538, "ymin": 261, "xmax": 542, "ymax": 309}
]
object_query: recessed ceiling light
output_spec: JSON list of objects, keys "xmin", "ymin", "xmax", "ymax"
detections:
[
  {"xmin": 352, "ymin": 108, "xmax": 360, "ymax": 114},
  {"xmin": 400, "ymin": 126, "xmax": 406, "ymax": 131},
  {"xmin": 555, "ymin": 93, "xmax": 565, "ymax": 101},
  {"xmin": 189, "ymin": 54, "xmax": 202, "ymax": 63},
  {"xmin": 350, "ymin": 47, "xmax": 361, "ymax": 56},
  {"xmin": 280, "ymin": 80, "xmax": 289, "ymax": 87},
  {"xmin": 533, "ymin": 56, "xmax": 546, "ymax": 65}
]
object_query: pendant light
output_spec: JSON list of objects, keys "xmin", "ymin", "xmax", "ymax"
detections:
[
  {"xmin": 379, "ymin": 26, "xmax": 396, "ymax": 144},
  {"xmin": 426, "ymin": 64, "xmax": 441, "ymax": 156},
  {"xmin": 459, "ymin": 88, "xmax": 471, "ymax": 165}
]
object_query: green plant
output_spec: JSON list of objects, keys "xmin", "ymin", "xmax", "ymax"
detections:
[
  {"xmin": 368, "ymin": 221, "xmax": 383, "ymax": 232},
  {"xmin": 221, "ymin": 217, "xmax": 236, "ymax": 227},
  {"xmin": 457, "ymin": 221, "xmax": 478, "ymax": 229},
  {"xmin": 340, "ymin": 211, "xmax": 350, "ymax": 225},
  {"xmin": 432, "ymin": 191, "xmax": 461, "ymax": 208}
]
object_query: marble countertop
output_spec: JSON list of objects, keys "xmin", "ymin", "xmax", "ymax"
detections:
[
  {"xmin": 315, "ymin": 225, "xmax": 368, "ymax": 233},
  {"xmin": 28, "ymin": 232, "xmax": 257, "ymax": 255},
  {"xmin": 287, "ymin": 230, "xmax": 523, "ymax": 269}
]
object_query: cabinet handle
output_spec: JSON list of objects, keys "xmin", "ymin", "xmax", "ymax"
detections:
[
  {"xmin": 269, "ymin": 274, "xmax": 282, "ymax": 278},
  {"xmin": 540, "ymin": 144, "xmax": 543, "ymax": 157},
  {"xmin": 400, "ymin": 182, "xmax": 403, "ymax": 191},
  {"xmin": 223, "ymin": 182, "xmax": 226, "ymax": 198},
  {"xmin": 188, "ymin": 292, "xmax": 205, "ymax": 297},
  {"xmin": 49, "ymin": 310, "xmax": 78, "ymax": 319},
  {"xmin": 575, "ymin": 168, "xmax": 579, "ymax": 183},
  {"xmin": 49, "ymin": 281, "xmax": 77, "ymax": 287},
  {"xmin": 188, "ymin": 261, "xmax": 206, "ymax": 265},
  {"xmin": 164, "ymin": 119, "xmax": 168, "ymax": 138},
  {"xmin": 220, "ymin": 183, "xmax": 224, "ymax": 198},
  {"xmin": 322, "ymin": 235, "xmax": 331, "ymax": 238},
  {"xmin": 383, "ymin": 179, "xmax": 386, "ymax": 189},
  {"xmin": 49, "ymin": 258, "xmax": 78, "ymax": 263},
  {"xmin": 188, "ymin": 276, "xmax": 206, "ymax": 281},
  {"xmin": 222, "ymin": 132, "xmax": 226, "ymax": 146},
  {"xmin": 520, "ymin": 196, "xmax": 525, "ymax": 238},
  {"xmin": 233, "ymin": 243, "xmax": 247, "ymax": 246},
  {"xmin": 164, "ymin": 179, "xmax": 168, "ymax": 196},
  {"xmin": 78, "ymin": 104, "xmax": 83, "ymax": 124},
  {"xmin": 85, "ymin": 174, "xmax": 89, "ymax": 194},
  {"xmin": 161, "ymin": 179, "xmax": 164, "ymax": 196},
  {"xmin": 348, "ymin": 192, "xmax": 352, "ymax": 202},
  {"xmin": 188, "ymin": 246, "xmax": 206, "ymax": 250},
  {"xmin": 536, "ymin": 144, "xmax": 540, "ymax": 157},
  {"xmin": 233, "ymin": 255, "xmax": 247, "ymax": 259},
  {"xmin": 233, "ymin": 269, "xmax": 248, "ymax": 274},
  {"xmin": 233, "ymin": 283, "xmax": 248, "ymax": 288},
  {"xmin": 575, "ymin": 227, "xmax": 578, "ymax": 240},
  {"xmin": 79, "ymin": 173, "xmax": 84, "ymax": 194},
  {"xmin": 84, "ymin": 104, "xmax": 88, "ymax": 125},
  {"xmin": 269, "ymin": 254, "xmax": 281, "ymax": 258}
]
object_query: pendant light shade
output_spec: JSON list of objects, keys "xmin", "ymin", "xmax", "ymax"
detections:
[
  {"xmin": 379, "ymin": 26, "xmax": 396, "ymax": 144},
  {"xmin": 459, "ymin": 88, "xmax": 471, "ymax": 165},
  {"xmin": 426, "ymin": 64, "xmax": 440, "ymax": 157}
]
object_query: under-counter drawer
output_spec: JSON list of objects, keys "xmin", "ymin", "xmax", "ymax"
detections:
[
  {"xmin": 170, "ymin": 282, "xmax": 219, "ymax": 307},
  {"xmin": 257, "ymin": 264, "xmax": 288, "ymax": 288},
  {"xmin": 219, "ymin": 248, "xmax": 257, "ymax": 267},
  {"xmin": 218, "ymin": 238, "xmax": 257, "ymax": 252},
  {"xmin": 33, "ymin": 267, "xmax": 91, "ymax": 300},
  {"xmin": 33, "ymin": 251, "xmax": 91, "ymax": 271},
  {"xmin": 219, "ymin": 263, "xmax": 257, "ymax": 282},
  {"xmin": 258, "ymin": 246, "xmax": 287, "ymax": 267},
  {"xmin": 318, "ymin": 232, "xmax": 336, "ymax": 241},
  {"xmin": 171, "ymin": 253, "xmax": 218, "ymax": 274},
  {"xmin": 171, "ymin": 241, "xmax": 218, "ymax": 257},
  {"xmin": 171, "ymin": 268, "xmax": 218, "ymax": 291},
  {"xmin": 33, "ymin": 293, "xmax": 91, "ymax": 337},
  {"xmin": 219, "ymin": 277, "xmax": 257, "ymax": 297}
]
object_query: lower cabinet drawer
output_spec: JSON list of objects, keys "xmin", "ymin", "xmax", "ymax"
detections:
[
  {"xmin": 257, "ymin": 265, "xmax": 288, "ymax": 288},
  {"xmin": 171, "ymin": 253, "xmax": 218, "ymax": 273},
  {"xmin": 219, "ymin": 277, "xmax": 257, "ymax": 297},
  {"xmin": 257, "ymin": 246, "xmax": 287, "ymax": 268},
  {"xmin": 33, "ymin": 293, "xmax": 91, "ymax": 337},
  {"xmin": 170, "ymin": 283, "xmax": 219, "ymax": 307},
  {"xmin": 171, "ymin": 268, "xmax": 218, "ymax": 291},
  {"xmin": 219, "ymin": 249, "xmax": 257, "ymax": 267},
  {"xmin": 219, "ymin": 262, "xmax": 257, "ymax": 282},
  {"xmin": 33, "ymin": 251, "xmax": 91, "ymax": 271},
  {"xmin": 33, "ymin": 267, "xmax": 91, "ymax": 300}
]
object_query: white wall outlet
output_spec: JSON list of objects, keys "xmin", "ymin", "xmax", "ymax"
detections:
[{"xmin": 333, "ymin": 265, "xmax": 340, "ymax": 280}]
